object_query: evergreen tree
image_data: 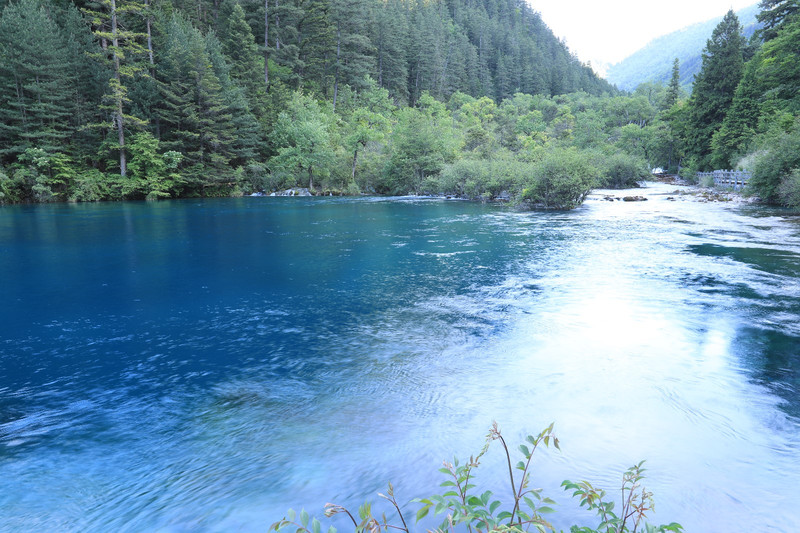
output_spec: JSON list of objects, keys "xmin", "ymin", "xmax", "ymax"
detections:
[
  {"xmin": 710, "ymin": 52, "xmax": 764, "ymax": 168},
  {"xmin": 84, "ymin": 0, "xmax": 150, "ymax": 176},
  {"xmin": 665, "ymin": 58, "xmax": 681, "ymax": 109},
  {"xmin": 371, "ymin": 0, "xmax": 408, "ymax": 102},
  {"xmin": 685, "ymin": 10, "xmax": 746, "ymax": 169},
  {"xmin": 329, "ymin": 0, "xmax": 375, "ymax": 110},
  {"xmin": 0, "ymin": 0, "xmax": 80, "ymax": 162},
  {"xmin": 756, "ymin": 0, "xmax": 799, "ymax": 41},
  {"xmin": 218, "ymin": 0, "xmax": 262, "ymax": 101}
]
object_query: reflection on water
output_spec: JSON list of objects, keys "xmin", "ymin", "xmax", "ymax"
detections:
[{"xmin": 1, "ymin": 185, "xmax": 799, "ymax": 532}]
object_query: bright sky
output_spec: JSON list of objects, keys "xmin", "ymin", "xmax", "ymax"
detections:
[{"xmin": 530, "ymin": 0, "xmax": 758, "ymax": 72}]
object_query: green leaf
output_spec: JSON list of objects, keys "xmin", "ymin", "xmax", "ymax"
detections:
[
  {"xmin": 516, "ymin": 460, "xmax": 526, "ymax": 471},
  {"xmin": 497, "ymin": 511, "xmax": 512, "ymax": 520},
  {"xmin": 489, "ymin": 500, "xmax": 501, "ymax": 514},
  {"xmin": 523, "ymin": 496, "xmax": 536, "ymax": 511},
  {"xmin": 288, "ymin": 510, "xmax": 296, "ymax": 522},
  {"xmin": 327, "ymin": 527, "xmax": 337, "ymax": 533},
  {"xmin": 312, "ymin": 519, "xmax": 321, "ymax": 533},
  {"xmin": 440, "ymin": 480, "xmax": 456, "ymax": 487},
  {"xmin": 300, "ymin": 510, "xmax": 309, "ymax": 528},
  {"xmin": 416, "ymin": 505, "xmax": 431, "ymax": 522},
  {"xmin": 538, "ymin": 506, "xmax": 556, "ymax": 514},
  {"xmin": 519, "ymin": 444, "xmax": 531, "ymax": 457},
  {"xmin": 467, "ymin": 496, "xmax": 482, "ymax": 507}
]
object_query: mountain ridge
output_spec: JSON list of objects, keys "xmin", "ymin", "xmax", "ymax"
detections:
[{"xmin": 606, "ymin": 3, "xmax": 761, "ymax": 92}]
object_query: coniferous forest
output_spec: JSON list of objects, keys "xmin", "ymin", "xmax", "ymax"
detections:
[{"xmin": 0, "ymin": 0, "xmax": 799, "ymax": 207}]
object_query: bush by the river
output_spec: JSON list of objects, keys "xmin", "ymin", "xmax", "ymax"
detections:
[
  {"xmin": 519, "ymin": 148, "xmax": 598, "ymax": 209},
  {"xmin": 597, "ymin": 152, "xmax": 650, "ymax": 189},
  {"xmin": 271, "ymin": 423, "xmax": 683, "ymax": 533},
  {"xmin": 747, "ymin": 119, "xmax": 800, "ymax": 206}
]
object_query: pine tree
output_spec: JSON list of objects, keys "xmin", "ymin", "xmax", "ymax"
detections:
[
  {"xmin": 0, "ymin": 0, "xmax": 79, "ymax": 162},
  {"xmin": 665, "ymin": 58, "xmax": 681, "ymax": 109},
  {"xmin": 371, "ymin": 0, "xmax": 408, "ymax": 102},
  {"xmin": 685, "ymin": 10, "xmax": 746, "ymax": 170},
  {"xmin": 84, "ymin": 0, "xmax": 149, "ymax": 176},
  {"xmin": 756, "ymin": 0, "xmax": 799, "ymax": 41},
  {"xmin": 329, "ymin": 0, "xmax": 375, "ymax": 110},
  {"xmin": 710, "ymin": 52, "xmax": 763, "ymax": 168},
  {"xmin": 218, "ymin": 0, "xmax": 262, "ymax": 101}
]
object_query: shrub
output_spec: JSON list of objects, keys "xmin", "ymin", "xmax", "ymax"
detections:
[
  {"xmin": 0, "ymin": 166, "xmax": 24, "ymax": 204},
  {"xmin": 437, "ymin": 157, "xmax": 529, "ymax": 200},
  {"xmin": 777, "ymin": 168, "xmax": 800, "ymax": 208},
  {"xmin": 748, "ymin": 120, "xmax": 800, "ymax": 203},
  {"xmin": 520, "ymin": 148, "xmax": 598, "ymax": 209},
  {"xmin": 271, "ymin": 423, "xmax": 682, "ymax": 533},
  {"xmin": 68, "ymin": 169, "xmax": 109, "ymax": 202},
  {"xmin": 598, "ymin": 153, "xmax": 649, "ymax": 189}
]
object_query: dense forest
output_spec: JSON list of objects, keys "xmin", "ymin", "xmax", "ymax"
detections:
[{"xmin": 0, "ymin": 0, "xmax": 799, "ymax": 207}]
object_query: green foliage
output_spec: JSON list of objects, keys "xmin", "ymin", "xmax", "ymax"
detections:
[
  {"xmin": 777, "ymin": 168, "xmax": 800, "ymax": 208},
  {"xmin": 381, "ymin": 93, "xmax": 459, "ymax": 194},
  {"xmin": 606, "ymin": 4, "xmax": 761, "ymax": 92},
  {"xmin": 126, "ymin": 131, "xmax": 183, "ymax": 199},
  {"xmin": 68, "ymin": 169, "xmax": 110, "ymax": 202},
  {"xmin": 12, "ymin": 147, "xmax": 81, "ymax": 202},
  {"xmin": 563, "ymin": 462, "xmax": 684, "ymax": 533},
  {"xmin": 269, "ymin": 92, "xmax": 335, "ymax": 190},
  {"xmin": 271, "ymin": 423, "xmax": 681, "ymax": 533},
  {"xmin": 0, "ymin": 165, "xmax": 23, "ymax": 204},
  {"xmin": 685, "ymin": 10, "xmax": 747, "ymax": 170},
  {"xmin": 598, "ymin": 153, "xmax": 649, "ymax": 189},
  {"xmin": 520, "ymin": 148, "xmax": 598, "ymax": 209},
  {"xmin": 437, "ymin": 156, "xmax": 532, "ymax": 200},
  {"xmin": 748, "ymin": 119, "xmax": 800, "ymax": 203},
  {"xmin": 0, "ymin": 0, "xmax": 87, "ymax": 161}
]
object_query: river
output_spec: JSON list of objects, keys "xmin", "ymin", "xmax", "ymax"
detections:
[{"xmin": 1, "ymin": 182, "xmax": 799, "ymax": 532}]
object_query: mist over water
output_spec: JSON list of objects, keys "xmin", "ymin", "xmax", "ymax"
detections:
[{"xmin": 1, "ymin": 183, "xmax": 799, "ymax": 532}]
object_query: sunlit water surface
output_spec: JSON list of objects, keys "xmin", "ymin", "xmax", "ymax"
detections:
[{"xmin": 1, "ymin": 183, "xmax": 799, "ymax": 532}]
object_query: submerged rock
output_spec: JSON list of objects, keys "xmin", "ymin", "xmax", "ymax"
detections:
[{"xmin": 622, "ymin": 195, "xmax": 648, "ymax": 202}]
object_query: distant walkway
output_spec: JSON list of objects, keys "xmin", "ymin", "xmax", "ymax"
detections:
[{"xmin": 696, "ymin": 170, "xmax": 751, "ymax": 190}]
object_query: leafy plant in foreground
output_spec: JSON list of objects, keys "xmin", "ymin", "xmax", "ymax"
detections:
[
  {"xmin": 270, "ymin": 423, "xmax": 683, "ymax": 533},
  {"xmin": 563, "ymin": 462, "xmax": 682, "ymax": 533}
]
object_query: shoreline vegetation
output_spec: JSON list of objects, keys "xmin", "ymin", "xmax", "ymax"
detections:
[
  {"xmin": 271, "ymin": 423, "xmax": 684, "ymax": 533},
  {"xmin": 1, "ymin": 2, "xmax": 797, "ymax": 210}
]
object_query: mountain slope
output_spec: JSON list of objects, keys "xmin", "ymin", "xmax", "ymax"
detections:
[{"xmin": 606, "ymin": 4, "xmax": 760, "ymax": 92}]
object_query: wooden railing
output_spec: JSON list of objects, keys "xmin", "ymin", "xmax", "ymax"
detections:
[{"xmin": 696, "ymin": 170, "xmax": 752, "ymax": 190}]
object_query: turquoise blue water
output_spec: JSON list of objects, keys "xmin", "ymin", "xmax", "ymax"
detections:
[{"xmin": 1, "ymin": 186, "xmax": 799, "ymax": 531}]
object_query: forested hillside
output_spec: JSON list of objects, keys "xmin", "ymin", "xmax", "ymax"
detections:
[
  {"xmin": 1, "ymin": 0, "xmax": 799, "ymax": 209},
  {"xmin": 606, "ymin": 4, "xmax": 761, "ymax": 92},
  {"xmin": 0, "ymin": 0, "xmax": 616, "ymax": 204}
]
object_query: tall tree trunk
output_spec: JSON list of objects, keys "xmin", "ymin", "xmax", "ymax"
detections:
[
  {"xmin": 378, "ymin": 35, "xmax": 383, "ymax": 87},
  {"xmin": 145, "ymin": 0, "xmax": 154, "ymax": 66},
  {"xmin": 264, "ymin": 0, "xmax": 269, "ymax": 89},
  {"xmin": 333, "ymin": 23, "xmax": 340, "ymax": 111},
  {"xmin": 351, "ymin": 147, "xmax": 358, "ymax": 183},
  {"xmin": 111, "ymin": 0, "xmax": 126, "ymax": 177},
  {"xmin": 275, "ymin": 0, "xmax": 280, "ymax": 50}
]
